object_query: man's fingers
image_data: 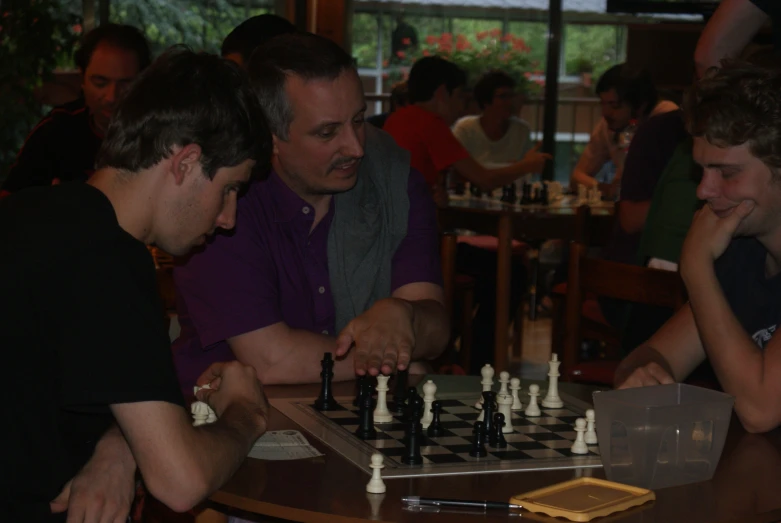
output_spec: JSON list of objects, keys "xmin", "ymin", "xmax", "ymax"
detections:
[
  {"xmin": 531, "ymin": 141, "xmax": 542, "ymax": 151},
  {"xmin": 540, "ymin": 153, "xmax": 553, "ymax": 160},
  {"xmin": 334, "ymin": 331, "xmax": 354, "ymax": 357},
  {"xmin": 195, "ymin": 387, "xmax": 215, "ymax": 402},
  {"xmin": 646, "ymin": 363, "xmax": 675, "ymax": 385},
  {"xmin": 196, "ymin": 362, "xmax": 226, "ymax": 386},
  {"xmin": 733, "ymin": 199, "xmax": 756, "ymax": 220},
  {"xmin": 50, "ymin": 480, "xmax": 71, "ymax": 514}
]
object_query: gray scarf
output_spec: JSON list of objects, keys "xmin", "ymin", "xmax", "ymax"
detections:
[{"xmin": 328, "ymin": 125, "xmax": 411, "ymax": 333}]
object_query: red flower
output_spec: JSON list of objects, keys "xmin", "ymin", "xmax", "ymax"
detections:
[
  {"xmin": 382, "ymin": 59, "xmax": 389, "ymax": 67},
  {"xmin": 402, "ymin": 37, "xmax": 411, "ymax": 45},
  {"xmin": 72, "ymin": 23, "xmax": 82, "ymax": 34},
  {"xmin": 476, "ymin": 31, "xmax": 488, "ymax": 41},
  {"xmin": 524, "ymin": 71, "xmax": 532, "ymax": 79},
  {"xmin": 396, "ymin": 50, "xmax": 406, "ymax": 59},
  {"xmin": 426, "ymin": 35, "xmax": 438, "ymax": 45},
  {"xmin": 440, "ymin": 33, "xmax": 453, "ymax": 43},
  {"xmin": 422, "ymin": 49, "xmax": 431, "ymax": 56},
  {"xmin": 501, "ymin": 34, "xmax": 513, "ymax": 42},
  {"xmin": 489, "ymin": 28, "xmax": 501, "ymax": 38}
]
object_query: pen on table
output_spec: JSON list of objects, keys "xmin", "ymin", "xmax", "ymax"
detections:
[{"xmin": 402, "ymin": 496, "xmax": 522, "ymax": 511}]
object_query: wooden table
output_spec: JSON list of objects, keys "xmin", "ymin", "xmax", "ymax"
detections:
[
  {"xmin": 210, "ymin": 381, "xmax": 781, "ymax": 523},
  {"xmin": 438, "ymin": 197, "xmax": 615, "ymax": 370}
]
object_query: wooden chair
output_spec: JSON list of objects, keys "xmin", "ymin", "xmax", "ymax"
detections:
[{"xmin": 561, "ymin": 240, "xmax": 687, "ymax": 385}]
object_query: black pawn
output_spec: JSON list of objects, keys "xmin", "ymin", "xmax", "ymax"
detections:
[
  {"xmin": 490, "ymin": 413, "xmax": 508, "ymax": 448},
  {"xmin": 353, "ymin": 375, "xmax": 367, "ymax": 407},
  {"xmin": 314, "ymin": 352, "xmax": 338, "ymax": 411},
  {"xmin": 404, "ymin": 386, "xmax": 422, "ymax": 422},
  {"xmin": 521, "ymin": 183, "xmax": 531, "ymax": 204},
  {"xmin": 507, "ymin": 184, "xmax": 518, "ymax": 204},
  {"xmin": 541, "ymin": 183, "xmax": 550, "ymax": 205},
  {"xmin": 427, "ymin": 401, "xmax": 445, "ymax": 438},
  {"xmin": 401, "ymin": 418, "xmax": 423, "ymax": 465},
  {"xmin": 355, "ymin": 389, "xmax": 377, "ymax": 440},
  {"xmin": 390, "ymin": 369, "xmax": 409, "ymax": 414},
  {"xmin": 469, "ymin": 421, "xmax": 488, "ymax": 458},
  {"xmin": 481, "ymin": 391, "xmax": 496, "ymax": 438}
]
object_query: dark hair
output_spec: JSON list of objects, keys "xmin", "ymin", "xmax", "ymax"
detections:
[
  {"xmin": 473, "ymin": 71, "xmax": 516, "ymax": 110},
  {"xmin": 221, "ymin": 14, "xmax": 296, "ymax": 65},
  {"xmin": 390, "ymin": 81, "xmax": 409, "ymax": 112},
  {"xmin": 96, "ymin": 46, "xmax": 271, "ymax": 180},
  {"xmin": 406, "ymin": 56, "xmax": 467, "ymax": 104},
  {"xmin": 74, "ymin": 24, "xmax": 152, "ymax": 72},
  {"xmin": 685, "ymin": 60, "xmax": 781, "ymax": 173},
  {"xmin": 247, "ymin": 32, "xmax": 356, "ymax": 140},
  {"xmin": 596, "ymin": 64, "xmax": 658, "ymax": 117}
]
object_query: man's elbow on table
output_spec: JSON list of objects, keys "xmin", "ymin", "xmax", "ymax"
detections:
[
  {"xmin": 735, "ymin": 402, "xmax": 781, "ymax": 434},
  {"xmin": 144, "ymin": 463, "xmax": 211, "ymax": 513}
]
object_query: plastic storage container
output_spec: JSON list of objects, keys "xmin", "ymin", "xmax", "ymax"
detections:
[{"xmin": 592, "ymin": 384, "xmax": 734, "ymax": 489}]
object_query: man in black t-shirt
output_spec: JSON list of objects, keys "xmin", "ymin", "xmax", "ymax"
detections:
[
  {"xmin": 1, "ymin": 24, "xmax": 151, "ymax": 197},
  {"xmin": 615, "ymin": 62, "xmax": 781, "ymax": 433},
  {"xmin": 1, "ymin": 48, "xmax": 272, "ymax": 521}
]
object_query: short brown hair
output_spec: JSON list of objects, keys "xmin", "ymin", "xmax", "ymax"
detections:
[{"xmin": 686, "ymin": 60, "xmax": 781, "ymax": 172}]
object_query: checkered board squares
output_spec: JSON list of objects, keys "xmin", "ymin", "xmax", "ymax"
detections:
[{"xmin": 274, "ymin": 395, "xmax": 600, "ymax": 477}]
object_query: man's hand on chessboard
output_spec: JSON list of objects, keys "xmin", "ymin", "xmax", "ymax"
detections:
[{"xmin": 335, "ymin": 297, "xmax": 416, "ymax": 377}]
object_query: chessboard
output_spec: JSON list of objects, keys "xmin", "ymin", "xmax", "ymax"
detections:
[{"xmin": 270, "ymin": 388, "xmax": 601, "ymax": 478}]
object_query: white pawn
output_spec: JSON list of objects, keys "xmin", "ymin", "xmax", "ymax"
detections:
[
  {"xmin": 571, "ymin": 418, "xmax": 589, "ymax": 454},
  {"xmin": 510, "ymin": 377, "xmax": 523, "ymax": 411},
  {"xmin": 541, "ymin": 353, "xmax": 564, "ymax": 409},
  {"xmin": 373, "ymin": 375, "xmax": 393, "ymax": 424},
  {"xmin": 525, "ymin": 384, "xmax": 541, "ymax": 417},
  {"xmin": 475, "ymin": 364, "xmax": 495, "ymax": 409},
  {"xmin": 206, "ymin": 407, "xmax": 217, "ymax": 424},
  {"xmin": 497, "ymin": 393, "xmax": 514, "ymax": 433},
  {"xmin": 585, "ymin": 409, "xmax": 598, "ymax": 445},
  {"xmin": 366, "ymin": 453, "xmax": 386, "ymax": 494},
  {"xmin": 421, "ymin": 380, "xmax": 437, "ymax": 429},
  {"xmin": 498, "ymin": 371, "xmax": 510, "ymax": 396}
]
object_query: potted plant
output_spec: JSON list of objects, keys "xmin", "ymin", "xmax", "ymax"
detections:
[{"xmin": 572, "ymin": 56, "xmax": 594, "ymax": 87}]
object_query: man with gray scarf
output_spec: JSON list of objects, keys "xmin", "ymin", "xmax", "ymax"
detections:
[{"xmin": 171, "ymin": 33, "xmax": 449, "ymax": 391}]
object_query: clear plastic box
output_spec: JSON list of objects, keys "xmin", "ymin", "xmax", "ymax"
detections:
[{"xmin": 592, "ymin": 384, "xmax": 734, "ymax": 489}]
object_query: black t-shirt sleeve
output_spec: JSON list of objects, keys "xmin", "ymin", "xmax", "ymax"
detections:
[
  {"xmin": 57, "ymin": 244, "xmax": 184, "ymax": 409},
  {"xmin": 621, "ymin": 111, "xmax": 687, "ymax": 202},
  {"xmin": 1, "ymin": 117, "xmax": 62, "ymax": 193},
  {"xmin": 750, "ymin": 0, "xmax": 781, "ymax": 18}
]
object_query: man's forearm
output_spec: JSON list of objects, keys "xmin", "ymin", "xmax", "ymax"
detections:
[
  {"xmin": 95, "ymin": 424, "xmax": 136, "ymax": 472},
  {"xmin": 614, "ymin": 346, "xmax": 676, "ymax": 387},
  {"xmin": 684, "ymin": 261, "xmax": 769, "ymax": 425},
  {"xmin": 408, "ymin": 299, "xmax": 450, "ymax": 360},
  {"xmin": 570, "ymin": 169, "xmax": 598, "ymax": 189}
]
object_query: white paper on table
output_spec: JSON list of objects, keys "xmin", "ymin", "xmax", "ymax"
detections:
[{"xmin": 247, "ymin": 430, "xmax": 323, "ymax": 460}]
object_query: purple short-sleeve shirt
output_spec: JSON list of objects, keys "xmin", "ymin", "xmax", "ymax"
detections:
[{"xmin": 172, "ymin": 168, "xmax": 442, "ymax": 393}]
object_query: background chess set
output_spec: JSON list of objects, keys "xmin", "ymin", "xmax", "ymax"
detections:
[{"xmin": 270, "ymin": 387, "xmax": 601, "ymax": 478}]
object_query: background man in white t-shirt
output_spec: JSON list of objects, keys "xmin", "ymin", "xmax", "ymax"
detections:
[{"xmin": 453, "ymin": 71, "xmax": 532, "ymax": 166}]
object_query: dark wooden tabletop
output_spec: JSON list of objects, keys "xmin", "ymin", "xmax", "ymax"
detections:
[{"xmin": 210, "ymin": 380, "xmax": 781, "ymax": 523}]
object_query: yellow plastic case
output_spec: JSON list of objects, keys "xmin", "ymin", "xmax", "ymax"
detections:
[{"xmin": 509, "ymin": 477, "xmax": 655, "ymax": 521}]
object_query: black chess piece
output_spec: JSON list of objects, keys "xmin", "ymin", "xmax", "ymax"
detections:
[
  {"xmin": 507, "ymin": 184, "xmax": 518, "ymax": 204},
  {"xmin": 470, "ymin": 184, "xmax": 482, "ymax": 198},
  {"xmin": 533, "ymin": 187, "xmax": 541, "ymax": 203},
  {"xmin": 481, "ymin": 391, "xmax": 496, "ymax": 437},
  {"xmin": 541, "ymin": 183, "xmax": 550, "ymax": 205},
  {"xmin": 353, "ymin": 375, "xmax": 368, "ymax": 407},
  {"xmin": 490, "ymin": 413, "xmax": 508, "ymax": 448},
  {"xmin": 427, "ymin": 400, "xmax": 445, "ymax": 438},
  {"xmin": 390, "ymin": 369, "xmax": 409, "ymax": 414},
  {"xmin": 521, "ymin": 183, "xmax": 531, "ymax": 204},
  {"xmin": 469, "ymin": 421, "xmax": 488, "ymax": 458},
  {"xmin": 500, "ymin": 185, "xmax": 512, "ymax": 203},
  {"xmin": 405, "ymin": 387, "xmax": 423, "ymax": 423},
  {"xmin": 313, "ymin": 352, "xmax": 338, "ymax": 411},
  {"xmin": 355, "ymin": 389, "xmax": 378, "ymax": 440},
  {"xmin": 401, "ymin": 418, "xmax": 423, "ymax": 465}
]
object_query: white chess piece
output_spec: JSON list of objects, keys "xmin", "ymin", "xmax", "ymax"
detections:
[
  {"xmin": 585, "ymin": 409, "xmax": 598, "ymax": 445},
  {"xmin": 191, "ymin": 401, "xmax": 209, "ymax": 427},
  {"xmin": 373, "ymin": 375, "xmax": 393, "ymax": 424},
  {"xmin": 366, "ymin": 453, "xmax": 386, "ymax": 494},
  {"xmin": 510, "ymin": 377, "xmax": 523, "ymax": 411},
  {"xmin": 497, "ymin": 393, "xmax": 514, "ymax": 433},
  {"xmin": 525, "ymin": 384, "xmax": 541, "ymax": 417},
  {"xmin": 498, "ymin": 371, "xmax": 510, "ymax": 396},
  {"xmin": 571, "ymin": 418, "xmax": 589, "ymax": 454},
  {"xmin": 193, "ymin": 384, "xmax": 217, "ymax": 423},
  {"xmin": 475, "ymin": 364, "xmax": 495, "ymax": 409},
  {"xmin": 421, "ymin": 380, "xmax": 437, "ymax": 429},
  {"xmin": 541, "ymin": 354, "xmax": 564, "ymax": 409}
]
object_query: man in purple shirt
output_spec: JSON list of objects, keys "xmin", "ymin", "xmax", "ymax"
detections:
[{"xmin": 172, "ymin": 33, "xmax": 449, "ymax": 392}]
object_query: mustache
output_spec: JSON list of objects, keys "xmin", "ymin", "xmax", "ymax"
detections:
[{"xmin": 328, "ymin": 156, "xmax": 363, "ymax": 172}]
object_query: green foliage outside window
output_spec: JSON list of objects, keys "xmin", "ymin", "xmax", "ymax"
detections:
[
  {"xmin": 0, "ymin": 0, "xmax": 82, "ymax": 178},
  {"xmin": 110, "ymin": 0, "xmax": 270, "ymax": 56}
]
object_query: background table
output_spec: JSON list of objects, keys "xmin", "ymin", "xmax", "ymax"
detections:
[
  {"xmin": 209, "ymin": 380, "xmax": 781, "ymax": 523},
  {"xmin": 438, "ymin": 197, "xmax": 615, "ymax": 369}
]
